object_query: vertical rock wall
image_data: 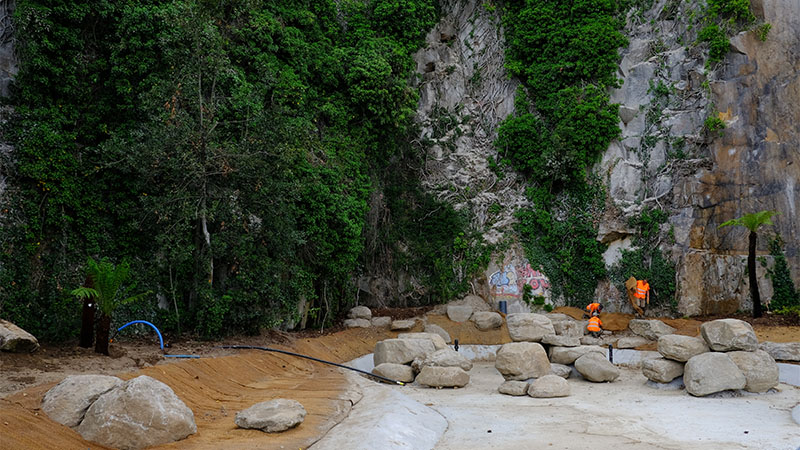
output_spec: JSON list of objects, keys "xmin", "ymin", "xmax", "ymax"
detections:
[{"xmin": 0, "ymin": 0, "xmax": 15, "ymax": 97}]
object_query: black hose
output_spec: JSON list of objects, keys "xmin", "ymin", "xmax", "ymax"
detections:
[{"xmin": 218, "ymin": 345, "xmax": 405, "ymax": 386}]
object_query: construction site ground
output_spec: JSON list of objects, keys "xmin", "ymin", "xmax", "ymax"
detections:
[{"xmin": 1, "ymin": 308, "xmax": 799, "ymax": 449}]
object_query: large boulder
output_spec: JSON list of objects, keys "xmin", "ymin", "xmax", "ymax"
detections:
[
  {"xmin": 412, "ymin": 348, "xmax": 472, "ymax": 372},
  {"xmin": 42, "ymin": 375, "xmax": 123, "ymax": 427},
  {"xmin": 446, "ymin": 305, "xmax": 474, "ymax": 322},
  {"xmin": 574, "ymin": 352, "xmax": 620, "ymax": 382},
  {"xmin": 758, "ymin": 341, "xmax": 800, "ymax": 362},
  {"xmin": 727, "ymin": 350, "xmax": 779, "ymax": 393},
  {"xmin": 453, "ymin": 294, "xmax": 491, "ymax": 312},
  {"xmin": 549, "ymin": 317, "xmax": 583, "ymax": 337},
  {"xmin": 372, "ymin": 363, "xmax": 415, "ymax": 383},
  {"xmin": 642, "ymin": 358, "xmax": 684, "ymax": 383},
  {"xmin": 700, "ymin": 319, "xmax": 758, "ymax": 352},
  {"xmin": 415, "ymin": 366, "xmax": 470, "ymax": 388},
  {"xmin": 683, "ymin": 353, "xmax": 746, "ymax": 396},
  {"xmin": 615, "ymin": 336, "xmax": 650, "ymax": 349},
  {"xmin": 77, "ymin": 376, "xmax": 196, "ymax": 450},
  {"xmin": 348, "ymin": 306, "xmax": 372, "ymax": 320},
  {"xmin": 424, "ymin": 323, "xmax": 452, "ymax": 344},
  {"xmin": 0, "ymin": 319, "xmax": 40, "ymax": 353},
  {"xmin": 398, "ymin": 332, "xmax": 447, "ymax": 351},
  {"xmin": 657, "ymin": 335, "xmax": 710, "ymax": 362},
  {"xmin": 373, "ymin": 339, "xmax": 436, "ymax": 366},
  {"xmin": 371, "ymin": 316, "xmax": 392, "ymax": 328},
  {"xmin": 527, "ymin": 374, "xmax": 570, "ymax": 398},
  {"xmin": 495, "ymin": 342, "xmax": 550, "ymax": 381},
  {"xmin": 471, "ymin": 311, "xmax": 503, "ymax": 330},
  {"xmin": 541, "ymin": 334, "xmax": 580, "ymax": 347},
  {"xmin": 549, "ymin": 345, "xmax": 605, "ymax": 365},
  {"xmin": 498, "ymin": 380, "xmax": 529, "ymax": 396},
  {"xmin": 235, "ymin": 399, "xmax": 306, "ymax": 433},
  {"xmin": 506, "ymin": 313, "xmax": 555, "ymax": 342},
  {"xmin": 343, "ymin": 318, "xmax": 371, "ymax": 328},
  {"xmin": 628, "ymin": 319, "xmax": 676, "ymax": 340}
]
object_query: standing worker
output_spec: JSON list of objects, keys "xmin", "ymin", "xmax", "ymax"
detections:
[
  {"xmin": 586, "ymin": 315, "xmax": 603, "ymax": 338},
  {"xmin": 585, "ymin": 301, "xmax": 603, "ymax": 318},
  {"xmin": 634, "ymin": 278, "xmax": 650, "ymax": 315}
]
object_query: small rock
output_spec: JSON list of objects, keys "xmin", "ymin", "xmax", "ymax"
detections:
[
  {"xmin": 447, "ymin": 305, "xmax": 474, "ymax": 322},
  {"xmin": 372, "ymin": 363, "xmax": 415, "ymax": 383},
  {"xmin": 498, "ymin": 380, "xmax": 529, "ymax": 396},
  {"xmin": 424, "ymin": 324, "xmax": 452, "ymax": 344},
  {"xmin": 343, "ymin": 318, "xmax": 371, "ymax": 328},
  {"xmin": 391, "ymin": 319, "xmax": 417, "ymax": 331},
  {"xmin": 471, "ymin": 311, "xmax": 503, "ymax": 330},
  {"xmin": 415, "ymin": 366, "xmax": 469, "ymax": 388},
  {"xmin": 371, "ymin": 316, "xmax": 392, "ymax": 328},
  {"xmin": 348, "ymin": 306, "xmax": 372, "ymax": 320},
  {"xmin": 235, "ymin": 399, "xmax": 306, "ymax": 433},
  {"xmin": 527, "ymin": 374, "xmax": 570, "ymax": 398},
  {"xmin": 550, "ymin": 363, "xmax": 572, "ymax": 379}
]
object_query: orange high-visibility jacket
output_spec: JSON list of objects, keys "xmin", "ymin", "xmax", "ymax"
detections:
[
  {"xmin": 586, "ymin": 302, "xmax": 601, "ymax": 314},
  {"xmin": 587, "ymin": 316, "xmax": 602, "ymax": 332},
  {"xmin": 635, "ymin": 280, "xmax": 650, "ymax": 299}
]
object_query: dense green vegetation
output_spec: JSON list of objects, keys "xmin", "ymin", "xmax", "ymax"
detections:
[
  {"xmin": 766, "ymin": 236, "xmax": 799, "ymax": 315},
  {"xmin": 498, "ymin": 0, "xmax": 627, "ymax": 305},
  {"xmin": 0, "ymin": 0, "xmax": 492, "ymax": 341}
]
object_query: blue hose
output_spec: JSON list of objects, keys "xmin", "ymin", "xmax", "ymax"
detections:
[{"xmin": 113, "ymin": 320, "xmax": 164, "ymax": 350}]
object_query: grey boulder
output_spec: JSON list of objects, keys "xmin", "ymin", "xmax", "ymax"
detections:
[
  {"xmin": 700, "ymin": 319, "xmax": 758, "ymax": 352},
  {"xmin": 541, "ymin": 334, "xmax": 580, "ymax": 347},
  {"xmin": 615, "ymin": 336, "xmax": 650, "ymax": 349},
  {"xmin": 373, "ymin": 338, "xmax": 435, "ymax": 366},
  {"xmin": 0, "ymin": 319, "xmax": 40, "ymax": 353},
  {"xmin": 641, "ymin": 358, "xmax": 684, "ymax": 383},
  {"xmin": 628, "ymin": 319, "xmax": 676, "ymax": 340},
  {"xmin": 398, "ymin": 332, "xmax": 447, "ymax": 351},
  {"xmin": 498, "ymin": 380, "xmax": 529, "ymax": 396},
  {"xmin": 412, "ymin": 348, "xmax": 472, "ymax": 372},
  {"xmin": 423, "ymin": 323, "xmax": 452, "ymax": 344},
  {"xmin": 235, "ymin": 399, "xmax": 306, "ymax": 432},
  {"xmin": 574, "ymin": 352, "xmax": 619, "ymax": 382},
  {"xmin": 527, "ymin": 374, "xmax": 570, "ymax": 398},
  {"xmin": 495, "ymin": 342, "xmax": 550, "ymax": 381},
  {"xmin": 471, "ymin": 311, "xmax": 503, "ymax": 330},
  {"xmin": 77, "ymin": 376, "xmax": 196, "ymax": 450},
  {"xmin": 657, "ymin": 335, "xmax": 709, "ymax": 362},
  {"xmin": 684, "ymin": 352, "xmax": 746, "ymax": 396},
  {"xmin": 758, "ymin": 341, "xmax": 800, "ymax": 362},
  {"xmin": 549, "ymin": 345, "xmax": 605, "ymax": 365},
  {"xmin": 727, "ymin": 350, "xmax": 779, "ymax": 393},
  {"xmin": 372, "ymin": 363, "xmax": 415, "ymax": 383},
  {"xmin": 391, "ymin": 319, "xmax": 417, "ymax": 331},
  {"xmin": 343, "ymin": 318, "xmax": 371, "ymax": 328},
  {"xmin": 42, "ymin": 374, "xmax": 123, "ymax": 427},
  {"xmin": 506, "ymin": 313, "xmax": 555, "ymax": 342},
  {"xmin": 446, "ymin": 305, "xmax": 474, "ymax": 322},
  {"xmin": 348, "ymin": 306, "xmax": 372, "ymax": 320},
  {"xmin": 415, "ymin": 366, "xmax": 470, "ymax": 388}
]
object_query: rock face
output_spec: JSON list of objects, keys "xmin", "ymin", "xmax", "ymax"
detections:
[
  {"xmin": 0, "ymin": 0, "xmax": 15, "ymax": 97},
  {"xmin": 412, "ymin": 348, "xmax": 473, "ymax": 372},
  {"xmin": 415, "ymin": 366, "xmax": 470, "ymax": 388},
  {"xmin": 235, "ymin": 399, "xmax": 306, "ymax": 433},
  {"xmin": 373, "ymin": 363, "xmax": 416, "ymax": 383},
  {"xmin": 657, "ymin": 335, "xmax": 709, "ymax": 362},
  {"xmin": 628, "ymin": 320, "xmax": 676, "ymax": 341},
  {"xmin": 42, "ymin": 375, "xmax": 123, "ymax": 427},
  {"xmin": 642, "ymin": 358, "xmax": 684, "ymax": 384},
  {"xmin": 505, "ymin": 313, "xmax": 555, "ymax": 342},
  {"xmin": 77, "ymin": 376, "xmax": 196, "ymax": 450},
  {"xmin": 700, "ymin": 319, "xmax": 758, "ymax": 352},
  {"xmin": 574, "ymin": 352, "xmax": 620, "ymax": 382},
  {"xmin": 373, "ymin": 339, "xmax": 436, "ymax": 366},
  {"xmin": 398, "ymin": 332, "xmax": 448, "ymax": 351},
  {"xmin": 759, "ymin": 341, "xmax": 800, "ymax": 362},
  {"xmin": 471, "ymin": 311, "xmax": 503, "ymax": 330},
  {"xmin": 727, "ymin": 350, "xmax": 779, "ymax": 393},
  {"xmin": 495, "ymin": 342, "xmax": 550, "ymax": 381},
  {"xmin": 683, "ymin": 353, "xmax": 746, "ymax": 396},
  {"xmin": 0, "ymin": 319, "xmax": 39, "ymax": 353},
  {"xmin": 527, "ymin": 374, "xmax": 570, "ymax": 398}
]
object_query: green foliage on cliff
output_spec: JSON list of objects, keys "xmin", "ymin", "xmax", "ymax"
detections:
[
  {"xmin": 1, "ymin": 0, "xmax": 472, "ymax": 340},
  {"xmin": 497, "ymin": 0, "xmax": 627, "ymax": 304},
  {"xmin": 767, "ymin": 235, "xmax": 799, "ymax": 313}
]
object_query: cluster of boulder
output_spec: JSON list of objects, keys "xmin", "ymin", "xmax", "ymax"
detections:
[
  {"xmin": 495, "ymin": 312, "xmax": 620, "ymax": 398},
  {"xmin": 641, "ymin": 318, "xmax": 780, "ymax": 396},
  {"xmin": 42, "ymin": 374, "xmax": 307, "ymax": 449},
  {"xmin": 344, "ymin": 306, "xmax": 416, "ymax": 331},
  {"xmin": 42, "ymin": 375, "xmax": 196, "ymax": 450},
  {"xmin": 371, "ymin": 330, "xmax": 473, "ymax": 388}
]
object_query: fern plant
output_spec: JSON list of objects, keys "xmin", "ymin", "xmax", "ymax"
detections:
[{"xmin": 72, "ymin": 257, "xmax": 150, "ymax": 354}]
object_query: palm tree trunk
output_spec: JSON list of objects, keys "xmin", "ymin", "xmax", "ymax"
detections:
[
  {"xmin": 95, "ymin": 313, "xmax": 111, "ymax": 355},
  {"xmin": 79, "ymin": 277, "xmax": 95, "ymax": 348},
  {"xmin": 748, "ymin": 230, "xmax": 762, "ymax": 318}
]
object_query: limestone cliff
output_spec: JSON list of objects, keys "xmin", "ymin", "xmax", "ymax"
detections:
[{"xmin": 414, "ymin": 0, "xmax": 799, "ymax": 315}]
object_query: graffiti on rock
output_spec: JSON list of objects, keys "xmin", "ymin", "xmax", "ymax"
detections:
[{"xmin": 489, "ymin": 261, "xmax": 550, "ymax": 299}]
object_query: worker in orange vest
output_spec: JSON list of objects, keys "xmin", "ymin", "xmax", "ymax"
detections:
[
  {"xmin": 585, "ymin": 301, "xmax": 603, "ymax": 317},
  {"xmin": 634, "ymin": 279, "xmax": 651, "ymax": 314},
  {"xmin": 586, "ymin": 315, "xmax": 603, "ymax": 338}
]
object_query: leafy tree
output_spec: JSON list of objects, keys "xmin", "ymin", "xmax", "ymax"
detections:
[
  {"xmin": 718, "ymin": 210, "xmax": 779, "ymax": 318},
  {"xmin": 71, "ymin": 257, "xmax": 150, "ymax": 355},
  {"xmin": 766, "ymin": 235, "xmax": 798, "ymax": 313}
]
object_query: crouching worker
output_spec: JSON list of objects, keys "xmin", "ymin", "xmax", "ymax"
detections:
[
  {"xmin": 586, "ymin": 315, "xmax": 603, "ymax": 338},
  {"xmin": 585, "ymin": 301, "xmax": 603, "ymax": 318}
]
